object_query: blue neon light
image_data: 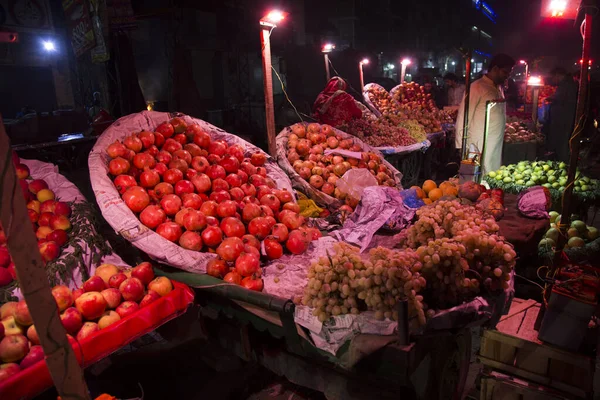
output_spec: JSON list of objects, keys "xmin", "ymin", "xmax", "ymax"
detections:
[
  {"xmin": 474, "ymin": 50, "xmax": 492, "ymax": 58},
  {"xmin": 474, "ymin": 0, "xmax": 497, "ymax": 23}
]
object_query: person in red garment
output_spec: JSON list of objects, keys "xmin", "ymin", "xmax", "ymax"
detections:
[{"xmin": 312, "ymin": 77, "xmax": 362, "ymax": 127}]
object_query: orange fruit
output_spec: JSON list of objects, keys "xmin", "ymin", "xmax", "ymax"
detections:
[
  {"xmin": 428, "ymin": 188, "xmax": 443, "ymax": 202},
  {"xmin": 422, "ymin": 180, "xmax": 437, "ymax": 194},
  {"xmin": 423, "ymin": 198, "xmax": 432, "ymax": 205},
  {"xmin": 411, "ymin": 186, "xmax": 426, "ymax": 199},
  {"xmin": 442, "ymin": 186, "xmax": 458, "ymax": 197}
]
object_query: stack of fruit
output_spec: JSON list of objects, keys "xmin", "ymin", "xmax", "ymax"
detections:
[
  {"xmin": 106, "ymin": 117, "xmax": 320, "ymax": 291},
  {"xmin": 286, "ymin": 123, "xmax": 397, "ymax": 208},
  {"xmin": 0, "ymin": 263, "xmax": 173, "ymax": 382},
  {"xmin": 342, "ymin": 118, "xmax": 417, "ymax": 147},
  {"xmin": 526, "ymin": 85, "xmax": 556, "ymax": 106},
  {"xmin": 504, "ymin": 121, "xmax": 544, "ymax": 144},
  {"xmin": 486, "ymin": 161, "xmax": 599, "ymax": 199},
  {"xmin": 364, "ymin": 85, "xmax": 398, "ymax": 115},
  {"xmin": 410, "ymin": 180, "xmax": 458, "ymax": 205},
  {"xmin": 539, "ymin": 212, "xmax": 599, "ymax": 251}
]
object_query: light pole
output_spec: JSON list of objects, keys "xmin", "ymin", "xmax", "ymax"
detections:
[
  {"xmin": 520, "ymin": 59, "xmax": 528, "ymax": 79},
  {"xmin": 527, "ymin": 76, "xmax": 543, "ymax": 124},
  {"xmin": 400, "ymin": 58, "xmax": 411, "ymax": 84},
  {"xmin": 359, "ymin": 58, "xmax": 369, "ymax": 92},
  {"xmin": 259, "ymin": 10, "xmax": 287, "ymax": 157},
  {"xmin": 322, "ymin": 43, "xmax": 335, "ymax": 82}
]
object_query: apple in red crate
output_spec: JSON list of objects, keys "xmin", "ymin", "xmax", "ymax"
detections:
[
  {"xmin": 50, "ymin": 215, "xmax": 71, "ymax": 231},
  {"xmin": 0, "ymin": 301, "xmax": 17, "ymax": 320},
  {"xmin": 27, "ymin": 325, "xmax": 39, "ymax": 345},
  {"xmin": 37, "ymin": 188, "xmax": 55, "ymax": 203},
  {"xmin": 72, "ymin": 288, "xmax": 84, "ymax": 302},
  {"xmin": 0, "ymin": 363, "xmax": 20, "ymax": 382},
  {"xmin": 38, "ymin": 240, "xmax": 60, "ymax": 262},
  {"xmin": 60, "ymin": 307, "xmax": 83, "ymax": 335},
  {"xmin": 20, "ymin": 345, "xmax": 44, "ymax": 369},
  {"xmin": 51, "ymin": 285, "xmax": 74, "ymax": 312},
  {"xmin": 53, "ymin": 201, "xmax": 72, "ymax": 217},
  {"xmin": 47, "ymin": 229, "xmax": 68, "ymax": 246},
  {"xmin": 0, "ymin": 268, "xmax": 12, "ymax": 286},
  {"xmin": 131, "ymin": 262, "xmax": 154, "ymax": 286},
  {"xmin": 1, "ymin": 317, "xmax": 23, "ymax": 336},
  {"xmin": 98, "ymin": 311, "xmax": 121, "ymax": 329},
  {"xmin": 76, "ymin": 322, "xmax": 99, "ymax": 341},
  {"xmin": 95, "ymin": 263, "xmax": 120, "ymax": 285},
  {"xmin": 139, "ymin": 290, "xmax": 161, "ymax": 308},
  {"xmin": 0, "ymin": 246, "xmax": 11, "ymax": 268},
  {"xmin": 0, "ymin": 334, "xmax": 29, "ymax": 362},
  {"xmin": 36, "ymin": 226, "xmax": 53, "ymax": 240},
  {"xmin": 28, "ymin": 179, "xmax": 48, "ymax": 194},
  {"xmin": 119, "ymin": 277, "xmax": 144, "ymax": 302},
  {"xmin": 115, "ymin": 301, "xmax": 139, "ymax": 318},
  {"xmin": 75, "ymin": 292, "xmax": 107, "ymax": 320},
  {"xmin": 83, "ymin": 275, "xmax": 106, "ymax": 292},
  {"xmin": 148, "ymin": 277, "xmax": 173, "ymax": 297},
  {"xmin": 15, "ymin": 163, "xmax": 30, "ymax": 179},
  {"xmin": 39, "ymin": 200, "xmax": 56, "ymax": 214},
  {"xmin": 101, "ymin": 288, "xmax": 122, "ymax": 309},
  {"xmin": 14, "ymin": 300, "xmax": 33, "ymax": 326},
  {"xmin": 109, "ymin": 272, "xmax": 127, "ymax": 289}
]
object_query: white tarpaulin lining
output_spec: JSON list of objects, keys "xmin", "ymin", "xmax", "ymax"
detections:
[{"xmin": 89, "ymin": 111, "xmax": 296, "ymax": 274}]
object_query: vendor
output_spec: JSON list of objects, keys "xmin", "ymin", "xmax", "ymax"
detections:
[
  {"xmin": 455, "ymin": 54, "xmax": 516, "ymax": 174},
  {"xmin": 312, "ymin": 77, "xmax": 362, "ymax": 127},
  {"xmin": 443, "ymin": 73, "xmax": 465, "ymax": 107},
  {"xmin": 544, "ymin": 67, "xmax": 578, "ymax": 162}
]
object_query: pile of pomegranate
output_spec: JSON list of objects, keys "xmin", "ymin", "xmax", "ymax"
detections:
[
  {"xmin": 0, "ymin": 156, "xmax": 74, "ymax": 288},
  {"xmin": 286, "ymin": 122, "xmax": 396, "ymax": 208},
  {"xmin": 105, "ymin": 117, "xmax": 319, "ymax": 291}
]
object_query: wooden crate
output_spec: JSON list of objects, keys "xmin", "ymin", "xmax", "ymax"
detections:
[
  {"xmin": 481, "ymin": 372, "xmax": 572, "ymax": 400},
  {"xmin": 478, "ymin": 299, "xmax": 595, "ymax": 399}
]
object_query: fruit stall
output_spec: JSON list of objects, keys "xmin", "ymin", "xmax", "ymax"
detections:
[{"xmin": 1, "ymin": 108, "xmax": 598, "ymax": 399}]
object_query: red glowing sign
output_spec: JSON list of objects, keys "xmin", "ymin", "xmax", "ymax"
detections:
[{"xmin": 540, "ymin": 0, "xmax": 578, "ymax": 19}]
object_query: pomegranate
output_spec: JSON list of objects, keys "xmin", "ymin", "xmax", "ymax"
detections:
[
  {"xmin": 184, "ymin": 143, "xmax": 203, "ymax": 157},
  {"xmin": 185, "ymin": 168, "xmax": 198, "ymax": 180},
  {"xmin": 229, "ymin": 187, "xmax": 245, "ymax": 201},
  {"xmin": 227, "ymin": 144, "xmax": 245, "ymax": 162},
  {"xmin": 124, "ymin": 135, "xmax": 143, "ymax": 152},
  {"xmin": 140, "ymin": 205, "xmax": 167, "ymax": 229},
  {"xmin": 170, "ymin": 117, "xmax": 187, "ymax": 133},
  {"xmin": 279, "ymin": 210, "xmax": 304, "ymax": 230},
  {"xmin": 242, "ymin": 196, "xmax": 260, "ymax": 205},
  {"xmin": 108, "ymin": 157, "xmax": 130, "ymax": 175},
  {"xmin": 155, "ymin": 162, "xmax": 168, "ymax": 176},
  {"xmin": 193, "ymin": 131, "xmax": 211, "ymax": 149},
  {"xmin": 155, "ymin": 122, "xmax": 175, "ymax": 138},
  {"xmin": 191, "ymin": 156, "xmax": 209, "ymax": 172},
  {"xmin": 274, "ymin": 189, "xmax": 293, "ymax": 204},
  {"xmin": 156, "ymin": 222, "xmax": 182, "ymax": 242},
  {"xmin": 242, "ymin": 234, "xmax": 260, "ymax": 250},
  {"xmin": 296, "ymin": 139, "xmax": 311, "ymax": 156},
  {"xmin": 107, "ymin": 141, "xmax": 128, "ymax": 158},
  {"xmin": 291, "ymin": 123, "xmax": 306, "ymax": 138},
  {"xmin": 140, "ymin": 169, "xmax": 160, "ymax": 188},
  {"xmin": 223, "ymin": 271, "xmax": 242, "ymax": 285},
  {"xmin": 174, "ymin": 180, "xmax": 195, "ymax": 196},
  {"xmin": 207, "ymin": 259, "xmax": 228, "ymax": 278},
  {"xmin": 248, "ymin": 217, "xmax": 271, "ymax": 240},
  {"xmin": 237, "ymin": 170, "xmax": 249, "ymax": 184},
  {"xmin": 220, "ymin": 217, "xmax": 245, "ymax": 238},
  {"xmin": 160, "ymin": 194, "xmax": 182, "ymax": 216},
  {"xmin": 201, "ymin": 226, "xmax": 223, "ymax": 248},
  {"xmin": 242, "ymin": 203, "xmax": 262, "ymax": 223},
  {"xmin": 241, "ymin": 183, "xmax": 257, "ymax": 197},
  {"xmin": 219, "ymin": 155, "xmax": 240, "ymax": 173},
  {"xmin": 113, "ymin": 175, "xmax": 137, "ymax": 194},
  {"xmin": 271, "ymin": 223, "xmax": 289, "ymax": 242},
  {"xmin": 264, "ymin": 237, "xmax": 283, "ymax": 259},
  {"xmin": 154, "ymin": 182, "xmax": 174, "ymax": 199},
  {"xmin": 133, "ymin": 152, "xmax": 155, "ymax": 170},
  {"xmin": 122, "ymin": 186, "xmax": 150, "ymax": 213},
  {"xmin": 182, "ymin": 193, "xmax": 203, "ymax": 209},
  {"xmin": 208, "ymin": 141, "xmax": 227, "ymax": 156},
  {"xmin": 163, "ymin": 168, "xmax": 184, "ymax": 184},
  {"xmin": 191, "ymin": 173, "xmax": 212, "ymax": 193},
  {"xmin": 250, "ymin": 152, "xmax": 267, "ymax": 166},
  {"xmin": 175, "ymin": 208, "xmax": 193, "ymax": 226},
  {"xmin": 286, "ymin": 230, "xmax": 310, "ymax": 255},
  {"xmin": 235, "ymin": 252, "xmax": 260, "ymax": 277},
  {"xmin": 241, "ymin": 161, "xmax": 257, "ymax": 176},
  {"xmin": 207, "ymin": 165, "xmax": 226, "ymax": 180},
  {"xmin": 216, "ymin": 237, "xmax": 244, "ymax": 261},
  {"xmin": 179, "ymin": 231, "xmax": 203, "ymax": 251},
  {"xmin": 260, "ymin": 205, "xmax": 274, "ymax": 218},
  {"xmin": 199, "ymin": 201, "xmax": 218, "ymax": 217},
  {"xmin": 256, "ymin": 185, "xmax": 272, "ymax": 200},
  {"xmin": 163, "ymin": 138, "xmax": 183, "ymax": 154},
  {"xmin": 212, "ymin": 178, "xmax": 230, "ymax": 192},
  {"xmin": 321, "ymin": 182, "xmax": 335, "ymax": 195},
  {"xmin": 260, "ymin": 194, "xmax": 281, "ymax": 213},
  {"xmin": 209, "ymin": 190, "xmax": 231, "ymax": 203},
  {"xmin": 168, "ymin": 158, "xmax": 188, "ymax": 174},
  {"xmin": 154, "ymin": 132, "xmax": 165, "ymax": 147},
  {"xmin": 217, "ymin": 200, "xmax": 238, "ymax": 218}
]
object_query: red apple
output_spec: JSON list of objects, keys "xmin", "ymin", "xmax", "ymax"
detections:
[
  {"xmin": 83, "ymin": 275, "xmax": 106, "ymax": 292},
  {"xmin": 0, "ymin": 363, "xmax": 21, "ymax": 382},
  {"xmin": 75, "ymin": 292, "xmax": 107, "ymax": 320},
  {"xmin": 98, "ymin": 310, "xmax": 121, "ymax": 330},
  {"xmin": 76, "ymin": 322, "xmax": 99, "ymax": 341},
  {"xmin": 14, "ymin": 300, "xmax": 33, "ymax": 326},
  {"xmin": 26, "ymin": 325, "xmax": 39, "ymax": 345},
  {"xmin": 1, "ymin": 301, "xmax": 17, "ymax": 320},
  {"xmin": 40, "ymin": 200, "xmax": 57, "ymax": 214},
  {"xmin": 0, "ymin": 268, "xmax": 12, "ymax": 286},
  {"xmin": 0, "ymin": 334, "xmax": 29, "ymax": 362},
  {"xmin": 147, "ymin": 276, "xmax": 173, "ymax": 297},
  {"xmin": 47, "ymin": 229, "xmax": 68, "ymax": 246},
  {"xmin": 51, "ymin": 285, "xmax": 74, "ymax": 312},
  {"xmin": 28, "ymin": 179, "xmax": 48, "ymax": 194},
  {"xmin": 27, "ymin": 200, "xmax": 41, "ymax": 214},
  {"xmin": 72, "ymin": 288, "xmax": 85, "ymax": 302},
  {"xmin": 115, "ymin": 301, "xmax": 140, "ymax": 318},
  {"xmin": 38, "ymin": 240, "xmax": 60, "ymax": 262},
  {"xmin": 119, "ymin": 277, "xmax": 145, "ymax": 302},
  {"xmin": 15, "ymin": 163, "xmax": 30, "ymax": 179},
  {"xmin": 37, "ymin": 212, "xmax": 53, "ymax": 226},
  {"xmin": 60, "ymin": 307, "xmax": 83, "ymax": 335},
  {"xmin": 94, "ymin": 264, "xmax": 120, "ymax": 285},
  {"xmin": 1, "ymin": 317, "xmax": 24, "ymax": 336},
  {"xmin": 53, "ymin": 201, "xmax": 72, "ymax": 217},
  {"xmin": 35, "ymin": 226, "xmax": 53, "ymax": 240},
  {"xmin": 37, "ymin": 188, "xmax": 55, "ymax": 203},
  {"xmin": 139, "ymin": 290, "xmax": 161, "ymax": 308},
  {"xmin": 101, "ymin": 288, "xmax": 122, "ymax": 309},
  {"xmin": 108, "ymin": 272, "xmax": 128, "ymax": 289},
  {"xmin": 131, "ymin": 262, "xmax": 154, "ymax": 286},
  {"xmin": 50, "ymin": 215, "xmax": 71, "ymax": 231}
]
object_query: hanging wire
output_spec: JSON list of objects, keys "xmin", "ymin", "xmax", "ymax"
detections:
[
  {"xmin": 327, "ymin": 57, "xmax": 364, "ymax": 98},
  {"xmin": 515, "ymin": 274, "xmax": 545, "ymax": 291},
  {"xmin": 271, "ymin": 65, "xmax": 304, "ymax": 123}
]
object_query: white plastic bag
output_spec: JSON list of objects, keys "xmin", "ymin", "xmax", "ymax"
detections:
[{"xmin": 335, "ymin": 169, "xmax": 378, "ymax": 200}]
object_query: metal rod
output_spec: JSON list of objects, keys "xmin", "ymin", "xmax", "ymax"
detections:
[
  {"xmin": 401, "ymin": 64, "xmax": 407, "ymax": 84},
  {"xmin": 359, "ymin": 63, "xmax": 365, "ymax": 93},
  {"xmin": 324, "ymin": 53, "xmax": 331, "ymax": 82},
  {"xmin": 461, "ymin": 50, "xmax": 473, "ymax": 159},
  {"xmin": 260, "ymin": 27, "xmax": 277, "ymax": 157}
]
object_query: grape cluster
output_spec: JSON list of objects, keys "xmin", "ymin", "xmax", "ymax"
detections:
[
  {"xmin": 344, "ymin": 118, "xmax": 416, "ymax": 147},
  {"xmin": 300, "ymin": 243, "xmax": 427, "ymax": 327}
]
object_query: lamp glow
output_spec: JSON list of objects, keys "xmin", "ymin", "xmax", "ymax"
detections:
[
  {"xmin": 360, "ymin": 58, "xmax": 369, "ymax": 65},
  {"xmin": 260, "ymin": 10, "xmax": 288, "ymax": 27},
  {"xmin": 549, "ymin": 0, "xmax": 566, "ymax": 17},
  {"xmin": 520, "ymin": 60, "xmax": 527, "ymax": 64},
  {"xmin": 527, "ymin": 76, "xmax": 543, "ymax": 86},
  {"xmin": 401, "ymin": 58, "xmax": 411, "ymax": 66},
  {"xmin": 451, "ymin": 61, "xmax": 456, "ymax": 65},
  {"xmin": 42, "ymin": 40, "xmax": 56, "ymax": 52},
  {"xmin": 322, "ymin": 43, "xmax": 335, "ymax": 53}
]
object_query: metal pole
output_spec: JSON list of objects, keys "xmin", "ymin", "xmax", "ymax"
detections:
[
  {"xmin": 461, "ymin": 50, "xmax": 473, "ymax": 159},
  {"xmin": 260, "ymin": 27, "xmax": 277, "ymax": 157},
  {"xmin": 525, "ymin": 63, "xmax": 529, "ymax": 79},
  {"xmin": 359, "ymin": 63, "xmax": 365, "ymax": 93},
  {"xmin": 532, "ymin": 87, "xmax": 540, "ymax": 124},
  {"xmin": 536, "ymin": 6, "xmax": 594, "ymax": 331},
  {"xmin": 401, "ymin": 64, "xmax": 407, "ymax": 84},
  {"xmin": 324, "ymin": 53, "xmax": 331, "ymax": 82}
]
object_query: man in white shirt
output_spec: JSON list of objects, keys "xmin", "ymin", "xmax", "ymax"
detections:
[
  {"xmin": 455, "ymin": 54, "xmax": 516, "ymax": 174},
  {"xmin": 443, "ymin": 73, "xmax": 465, "ymax": 106}
]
